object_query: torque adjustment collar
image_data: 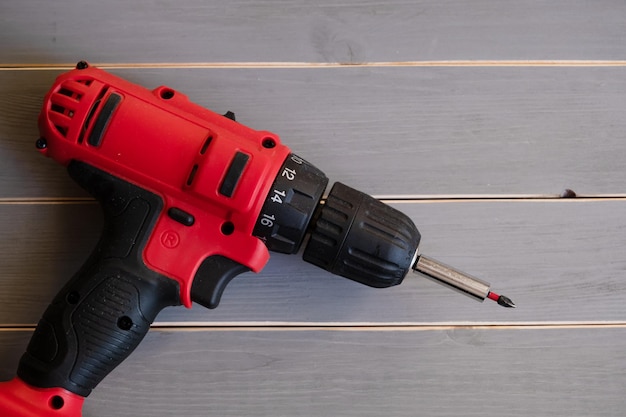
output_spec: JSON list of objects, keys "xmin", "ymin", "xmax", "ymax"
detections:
[{"xmin": 253, "ymin": 154, "xmax": 328, "ymax": 254}]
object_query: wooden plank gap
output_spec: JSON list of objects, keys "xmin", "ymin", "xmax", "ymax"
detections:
[
  {"xmin": 387, "ymin": 196, "xmax": 626, "ymax": 204},
  {"xmin": 377, "ymin": 193, "xmax": 626, "ymax": 201},
  {"xmin": 3, "ymin": 60, "xmax": 626, "ymax": 71},
  {"xmin": 149, "ymin": 320, "xmax": 626, "ymax": 330},
  {"xmin": 0, "ymin": 197, "xmax": 96, "ymax": 205},
  {"xmin": 5, "ymin": 321, "xmax": 624, "ymax": 333},
  {"xmin": 3, "ymin": 196, "xmax": 626, "ymax": 206}
]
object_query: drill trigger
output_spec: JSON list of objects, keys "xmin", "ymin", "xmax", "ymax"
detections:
[{"xmin": 190, "ymin": 256, "xmax": 250, "ymax": 309}]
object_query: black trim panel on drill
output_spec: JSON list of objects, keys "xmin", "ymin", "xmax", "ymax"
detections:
[
  {"xmin": 219, "ymin": 151, "xmax": 250, "ymax": 197},
  {"xmin": 18, "ymin": 161, "xmax": 181, "ymax": 397},
  {"xmin": 87, "ymin": 92, "xmax": 122, "ymax": 147}
]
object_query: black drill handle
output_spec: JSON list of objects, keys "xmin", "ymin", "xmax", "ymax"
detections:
[{"xmin": 17, "ymin": 161, "xmax": 181, "ymax": 397}]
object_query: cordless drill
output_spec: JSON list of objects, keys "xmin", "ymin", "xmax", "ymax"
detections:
[{"xmin": 0, "ymin": 62, "xmax": 513, "ymax": 417}]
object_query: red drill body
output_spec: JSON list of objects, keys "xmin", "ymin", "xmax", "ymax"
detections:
[
  {"xmin": 38, "ymin": 65, "xmax": 290, "ymax": 307},
  {"xmin": 0, "ymin": 62, "xmax": 513, "ymax": 417}
]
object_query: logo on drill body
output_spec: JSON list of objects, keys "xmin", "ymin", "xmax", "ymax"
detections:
[{"xmin": 160, "ymin": 231, "xmax": 180, "ymax": 248}]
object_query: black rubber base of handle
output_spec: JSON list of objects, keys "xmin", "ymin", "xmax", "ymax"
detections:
[{"xmin": 17, "ymin": 161, "xmax": 181, "ymax": 397}]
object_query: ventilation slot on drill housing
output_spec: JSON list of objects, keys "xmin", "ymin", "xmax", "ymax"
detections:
[
  {"xmin": 200, "ymin": 135, "xmax": 213, "ymax": 155},
  {"xmin": 186, "ymin": 164, "xmax": 199, "ymax": 186},
  {"xmin": 50, "ymin": 92, "xmax": 77, "ymax": 137},
  {"xmin": 48, "ymin": 78, "xmax": 94, "ymax": 138}
]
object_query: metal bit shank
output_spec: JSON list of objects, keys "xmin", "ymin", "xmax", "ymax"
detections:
[{"xmin": 413, "ymin": 255, "xmax": 491, "ymax": 302}]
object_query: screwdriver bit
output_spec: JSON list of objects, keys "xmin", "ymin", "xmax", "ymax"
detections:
[{"xmin": 412, "ymin": 254, "xmax": 515, "ymax": 308}]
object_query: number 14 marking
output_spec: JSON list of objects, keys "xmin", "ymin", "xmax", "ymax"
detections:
[{"xmin": 271, "ymin": 189, "xmax": 286, "ymax": 204}]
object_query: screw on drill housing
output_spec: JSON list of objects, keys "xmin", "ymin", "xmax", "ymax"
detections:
[{"xmin": 35, "ymin": 138, "xmax": 47, "ymax": 149}]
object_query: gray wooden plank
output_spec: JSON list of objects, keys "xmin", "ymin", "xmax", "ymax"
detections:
[
  {"xmin": 1, "ymin": 199, "xmax": 624, "ymax": 325},
  {"xmin": 2, "ymin": 67, "xmax": 626, "ymax": 198},
  {"xmin": 0, "ymin": 327, "xmax": 624, "ymax": 417},
  {"xmin": 1, "ymin": 0, "xmax": 625, "ymax": 64}
]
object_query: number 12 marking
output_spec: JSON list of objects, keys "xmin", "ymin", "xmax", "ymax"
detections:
[{"xmin": 282, "ymin": 167, "xmax": 296, "ymax": 181}]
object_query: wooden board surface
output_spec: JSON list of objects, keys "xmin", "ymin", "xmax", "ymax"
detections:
[
  {"xmin": 1, "ymin": 1, "xmax": 625, "ymax": 416},
  {"xmin": 1, "ymin": 327, "xmax": 625, "ymax": 417},
  {"xmin": 1, "ymin": 1, "xmax": 626, "ymax": 64},
  {"xmin": 2, "ymin": 67, "xmax": 626, "ymax": 198},
  {"xmin": 0, "ymin": 199, "xmax": 624, "ymax": 325}
]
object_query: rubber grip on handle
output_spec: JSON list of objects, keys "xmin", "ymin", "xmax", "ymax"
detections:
[{"xmin": 17, "ymin": 161, "xmax": 181, "ymax": 397}]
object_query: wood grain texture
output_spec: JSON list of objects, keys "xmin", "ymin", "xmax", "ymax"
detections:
[
  {"xmin": 1, "ymin": 328, "xmax": 624, "ymax": 417},
  {"xmin": 1, "ymin": 0, "xmax": 626, "ymax": 64},
  {"xmin": 1, "ymin": 1, "xmax": 624, "ymax": 416},
  {"xmin": 1, "ymin": 199, "xmax": 624, "ymax": 325},
  {"xmin": 2, "ymin": 67, "xmax": 626, "ymax": 198}
]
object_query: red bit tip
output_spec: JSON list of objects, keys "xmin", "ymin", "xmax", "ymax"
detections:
[{"xmin": 487, "ymin": 291, "xmax": 516, "ymax": 308}]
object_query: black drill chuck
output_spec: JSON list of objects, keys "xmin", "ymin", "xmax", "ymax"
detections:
[
  {"xmin": 303, "ymin": 182, "xmax": 421, "ymax": 288},
  {"xmin": 254, "ymin": 156, "xmax": 513, "ymax": 306},
  {"xmin": 252, "ymin": 155, "xmax": 421, "ymax": 288}
]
